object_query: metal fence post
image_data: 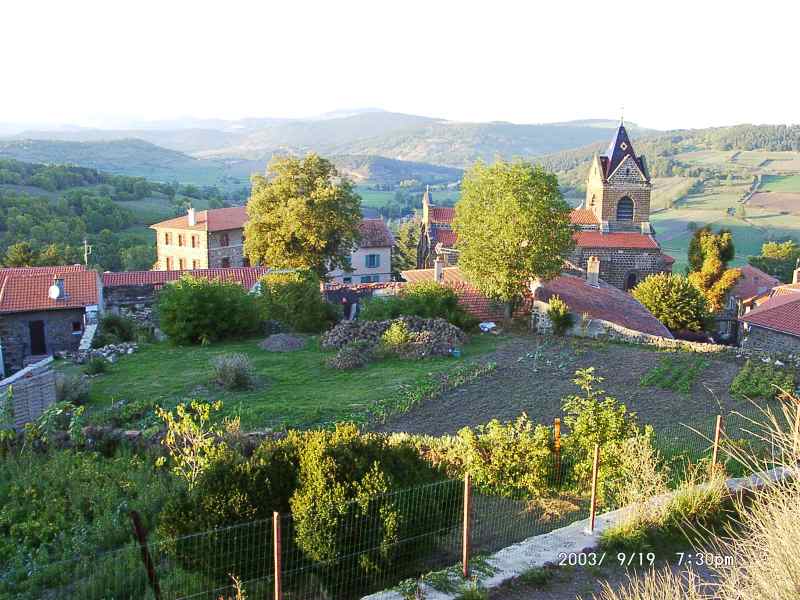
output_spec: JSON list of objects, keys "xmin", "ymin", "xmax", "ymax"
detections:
[
  {"xmin": 129, "ymin": 510, "xmax": 162, "ymax": 600},
  {"xmin": 462, "ymin": 472, "xmax": 472, "ymax": 579},
  {"xmin": 273, "ymin": 511, "xmax": 282, "ymax": 600},
  {"xmin": 711, "ymin": 415, "xmax": 723, "ymax": 472},
  {"xmin": 553, "ymin": 417, "xmax": 562, "ymax": 487},
  {"xmin": 587, "ymin": 444, "xmax": 600, "ymax": 534}
]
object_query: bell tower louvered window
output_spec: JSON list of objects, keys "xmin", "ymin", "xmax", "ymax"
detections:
[{"xmin": 617, "ymin": 196, "xmax": 634, "ymax": 221}]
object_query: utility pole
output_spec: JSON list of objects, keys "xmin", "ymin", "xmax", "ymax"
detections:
[{"xmin": 83, "ymin": 239, "xmax": 93, "ymax": 266}]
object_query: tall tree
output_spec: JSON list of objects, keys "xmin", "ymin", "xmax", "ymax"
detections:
[
  {"xmin": 748, "ymin": 239, "xmax": 800, "ymax": 282},
  {"xmin": 4, "ymin": 241, "xmax": 36, "ymax": 267},
  {"xmin": 453, "ymin": 160, "xmax": 574, "ymax": 318},
  {"xmin": 687, "ymin": 225, "xmax": 734, "ymax": 273},
  {"xmin": 687, "ymin": 229, "xmax": 741, "ymax": 312},
  {"xmin": 392, "ymin": 218, "xmax": 420, "ymax": 272},
  {"xmin": 244, "ymin": 154, "xmax": 362, "ymax": 278}
]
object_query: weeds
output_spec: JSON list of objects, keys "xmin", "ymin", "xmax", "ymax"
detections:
[{"xmin": 640, "ymin": 354, "xmax": 709, "ymax": 394}]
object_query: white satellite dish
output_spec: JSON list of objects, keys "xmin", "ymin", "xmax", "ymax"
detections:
[{"xmin": 48, "ymin": 284, "xmax": 62, "ymax": 300}]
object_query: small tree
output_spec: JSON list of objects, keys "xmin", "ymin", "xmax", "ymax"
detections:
[
  {"xmin": 632, "ymin": 273, "xmax": 709, "ymax": 332},
  {"xmin": 244, "ymin": 154, "xmax": 362, "ymax": 278},
  {"xmin": 157, "ymin": 275, "xmax": 264, "ymax": 344},
  {"xmin": 258, "ymin": 270, "xmax": 339, "ymax": 333},
  {"xmin": 453, "ymin": 160, "xmax": 574, "ymax": 319},
  {"xmin": 547, "ymin": 294, "xmax": 574, "ymax": 336},
  {"xmin": 687, "ymin": 229, "xmax": 741, "ymax": 312},
  {"xmin": 392, "ymin": 218, "xmax": 420, "ymax": 272}
]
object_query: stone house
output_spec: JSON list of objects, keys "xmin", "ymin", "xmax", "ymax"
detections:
[
  {"xmin": 716, "ymin": 264, "xmax": 780, "ymax": 342},
  {"xmin": 151, "ymin": 206, "xmax": 250, "ymax": 270},
  {"xmin": 0, "ymin": 266, "xmax": 101, "ymax": 376},
  {"xmin": 416, "ymin": 123, "xmax": 674, "ymax": 290},
  {"xmin": 328, "ymin": 219, "xmax": 394, "ymax": 284},
  {"xmin": 739, "ymin": 293, "xmax": 800, "ymax": 354}
]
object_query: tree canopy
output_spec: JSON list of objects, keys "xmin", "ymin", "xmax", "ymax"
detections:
[
  {"xmin": 391, "ymin": 218, "xmax": 420, "ymax": 273},
  {"xmin": 633, "ymin": 273, "xmax": 709, "ymax": 332},
  {"xmin": 244, "ymin": 154, "xmax": 362, "ymax": 278},
  {"xmin": 687, "ymin": 228, "xmax": 741, "ymax": 312},
  {"xmin": 453, "ymin": 160, "xmax": 574, "ymax": 314},
  {"xmin": 748, "ymin": 239, "xmax": 800, "ymax": 283}
]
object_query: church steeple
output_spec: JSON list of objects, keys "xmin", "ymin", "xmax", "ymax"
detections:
[{"xmin": 604, "ymin": 123, "xmax": 638, "ymax": 178}]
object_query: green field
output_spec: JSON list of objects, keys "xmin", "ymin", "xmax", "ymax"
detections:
[
  {"xmin": 356, "ymin": 187, "xmax": 461, "ymax": 210},
  {"xmin": 761, "ymin": 174, "xmax": 800, "ymax": 193},
  {"xmin": 65, "ymin": 334, "xmax": 500, "ymax": 431}
]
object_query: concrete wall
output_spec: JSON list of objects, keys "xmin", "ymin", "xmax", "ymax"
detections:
[
  {"xmin": 329, "ymin": 246, "xmax": 392, "ymax": 283},
  {"xmin": 0, "ymin": 308, "xmax": 86, "ymax": 373},
  {"xmin": 154, "ymin": 227, "xmax": 208, "ymax": 270},
  {"xmin": 741, "ymin": 324, "xmax": 800, "ymax": 354}
]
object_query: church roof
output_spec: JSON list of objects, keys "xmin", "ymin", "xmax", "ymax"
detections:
[
  {"xmin": 570, "ymin": 208, "xmax": 599, "ymax": 225},
  {"xmin": 574, "ymin": 231, "xmax": 659, "ymax": 249},
  {"xmin": 602, "ymin": 124, "xmax": 648, "ymax": 181}
]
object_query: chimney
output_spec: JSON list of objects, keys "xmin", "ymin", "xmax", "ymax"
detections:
[
  {"xmin": 434, "ymin": 256, "xmax": 444, "ymax": 283},
  {"xmin": 793, "ymin": 259, "xmax": 800, "ymax": 285},
  {"xmin": 587, "ymin": 256, "xmax": 600, "ymax": 287},
  {"xmin": 187, "ymin": 207, "xmax": 196, "ymax": 227},
  {"xmin": 640, "ymin": 221, "xmax": 652, "ymax": 235}
]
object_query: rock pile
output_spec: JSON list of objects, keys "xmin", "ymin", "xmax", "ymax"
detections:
[
  {"xmin": 322, "ymin": 316, "xmax": 467, "ymax": 359},
  {"xmin": 259, "ymin": 334, "xmax": 306, "ymax": 352},
  {"xmin": 59, "ymin": 342, "xmax": 139, "ymax": 364}
]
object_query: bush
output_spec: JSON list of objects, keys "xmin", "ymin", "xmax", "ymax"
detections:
[
  {"xmin": 632, "ymin": 273, "xmax": 709, "ymax": 332},
  {"xmin": 730, "ymin": 360, "xmax": 796, "ymax": 400},
  {"xmin": 258, "ymin": 270, "xmax": 340, "ymax": 333},
  {"xmin": 381, "ymin": 320, "xmax": 412, "ymax": 349},
  {"xmin": 84, "ymin": 357, "xmax": 109, "ymax": 375},
  {"xmin": 326, "ymin": 341, "xmax": 374, "ymax": 370},
  {"xmin": 360, "ymin": 282, "xmax": 478, "ymax": 331},
  {"xmin": 211, "ymin": 353, "xmax": 257, "ymax": 391},
  {"xmin": 92, "ymin": 314, "xmax": 137, "ymax": 348},
  {"xmin": 547, "ymin": 294, "xmax": 574, "ymax": 336},
  {"xmin": 157, "ymin": 275, "xmax": 264, "ymax": 345},
  {"xmin": 55, "ymin": 373, "xmax": 90, "ymax": 405}
]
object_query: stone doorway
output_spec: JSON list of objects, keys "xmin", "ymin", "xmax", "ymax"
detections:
[{"xmin": 29, "ymin": 320, "xmax": 47, "ymax": 355}]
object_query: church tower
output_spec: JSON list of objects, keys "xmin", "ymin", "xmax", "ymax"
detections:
[{"xmin": 585, "ymin": 122, "xmax": 652, "ymax": 233}]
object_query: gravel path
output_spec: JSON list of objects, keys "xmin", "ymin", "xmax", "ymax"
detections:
[{"xmin": 375, "ymin": 335, "xmax": 749, "ymax": 436}]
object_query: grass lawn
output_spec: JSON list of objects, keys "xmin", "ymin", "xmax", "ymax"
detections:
[
  {"xmin": 69, "ymin": 333, "xmax": 502, "ymax": 431},
  {"xmin": 761, "ymin": 174, "xmax": 800, "ymax": 192}
]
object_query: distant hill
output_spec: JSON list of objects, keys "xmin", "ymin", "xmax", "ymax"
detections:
[{"xmin": 331, "ymin": 155, "xmax": 462, "ymax": 185}]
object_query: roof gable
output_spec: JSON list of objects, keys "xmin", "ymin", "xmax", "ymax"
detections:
[{"xmin": 607, "ymin": 153, "xmax": 646, "ymax": 184}]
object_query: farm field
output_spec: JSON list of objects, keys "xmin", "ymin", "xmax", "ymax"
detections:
[
  {"xmin": 356, "ymin": 186, "xmax": 460, "ymax": 210},
  {"xmin": 650, "ymin": 176, "xmax": 697, "ymax": 211},
  {"xmin": 62, "ymin": 333, "xmax": 501, "ymax": 431},
  {"xmin": 759, "ymin": 174, "xmax": 800, "ymax": 192}
]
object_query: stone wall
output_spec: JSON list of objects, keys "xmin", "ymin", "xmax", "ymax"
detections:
[
  {"xmin": 0, "ymin": 308, "xmax": 86, "ymax": 374},
  {"xmin": 0, "ymin": 357, "xmax": 56, "ymax": 430},
  {"xmin": 208, "ymin": 228, "xmax": 246, "ymax": 268},
  {"xmin": 741, "ymin": 325, "xmax": 800, "ymax": 355},
  {"xmin": 568, "ymin": 246, "xmax": 671, "ymax": 290},
  {"xmin": 103, "ymin": 284, "xmax": 159, "ymax": 326},
  {"xmin": 586, "ymin": 154, "xmax": 652, "ymax": 229}
]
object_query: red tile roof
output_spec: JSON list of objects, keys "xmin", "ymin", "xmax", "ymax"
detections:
[
  {"xmin": 663, "ymin": 254, "xmax": 676, "ymax": 265},
  {"xmin": 401, "ymin": 267, "xmax": 672, "ymax": 337},
  {"xmin": 570, "ymin": 208, "xmax": 599, "ymax": 225},
  {"xmin": 772, "ymin": 283, "xmax": 800, "ymax": 297},
  {"xmin": 0, "ymin": 265, "xmax": 87, "ymax": 276},
  {"xmin": 151, "ymin": 206, "xmax": 248, "ymax": 232},
  {"xmin": 433, "ymin": 228, "xmax": 458, "ymax": 247},
  {"xmin": 359, "ymin": 219, "xmax": 394, "ymax": 248},
  {"xmin": 102, "ymin": 267, "xmax": 270, "ymax": 289},
  {"xmin": 740, "ymin": 293, "xmax": 800, "ymax": 338},
  {"xmin": 730, "ymin": 265, "xmax": 781, "ymax": 301},
  {"xmin": 428, "ymin": 207, "xmax": 455, "ymax": 224},
  {"xmin": 0, "ymin": 271, "xmax": 99, "ymax": 314},
  {"xmin": 574, "ymin": 231, "xmax": 659, "ymax": 249}
]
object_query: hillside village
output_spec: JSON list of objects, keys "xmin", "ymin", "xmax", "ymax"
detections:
[{"xmin": 1, "ymin": 123, "xmax": 799, "ymax": 600}]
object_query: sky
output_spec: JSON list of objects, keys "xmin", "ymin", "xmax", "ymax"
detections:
[{"xmin": 2, "ymin": 0, "xmax": 799, "ymax": 131}]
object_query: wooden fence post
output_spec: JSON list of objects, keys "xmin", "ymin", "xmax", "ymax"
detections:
[
  {"xmin": 711, "ymin": 415, "xmax": 724, "ymax": 472},
  {"xmin": 462, "ymin": 472, "xmax": 472, "ymax": 579},
  {"xmin": 273, "ymin": 511, "xmax": 282, "ymax": 600},
  {"xmin": 129, "ymin": 511, "xmax": 162, "ymax": 600},
  {"xmin": 553, "ymin": 418, "xmax": 562, "ymax": 487},
  {"xmin": 587, "ymin": 444, "xmax": 600, "ymax": 534}
]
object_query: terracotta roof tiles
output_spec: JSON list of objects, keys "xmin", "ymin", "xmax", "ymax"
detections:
[
  {"xmin": 740, "ymin": 293, "xmax": 800, "ymax": 338},
  {"xmin": 0, "ymin": 270, "xmax": 99, "ymax": 314},
  {"xmin": 428, "ymin": 207, "xmax": 455, "ymax": 224},
  {"xmin": 570, "ymin": 208, "xmax": 599, "ymax": 226},
  {"xmin": 102, "ymin": 267, "xmax": 270, "ymax": 289},
  {"xmin": 729, "ymin": 265, "xmax": 781, "ymax": 301},
  {"xmin": 574, "ymin": 231, "xmax": 659, "ymax": 250},
  {"xmin": 151, "ymin": 206, "xmax": 248, "ymax": 232}
]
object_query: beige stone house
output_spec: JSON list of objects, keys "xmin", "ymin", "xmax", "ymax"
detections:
[
  {"xmin": 151, "ymin": 208, "xmax": 393, "ymax": 281},
  {"xmin": 151, "ymin": 206, "xmax": 250, "ymax": 270}
]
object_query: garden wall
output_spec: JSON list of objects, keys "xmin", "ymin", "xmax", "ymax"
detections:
[{"xmin": 0, "ymin": 356, "xmax": 57, "ymax": 430}]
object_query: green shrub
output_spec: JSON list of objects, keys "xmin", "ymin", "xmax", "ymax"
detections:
[
  {"xmin": 381, "ymin": 320, "xmax": 413, "ymax": 348},
  {"xmin": 55, "ymin": 372, "xmax": 90, "ymax": 405},
  {"xmin": 632, "ymin": 273, "xmax": 709, "ymax": 332},
  {"xmin": 157, "ymin": 275, "xmax": 264, "ymax": 345},
  {"xmin": 84, "ymin": 357, "xmax": 109, "ymax": 375},
  {"xmin": 730, "ymin": 359, "xmax": 796, "ymax": 399},
  {"xmin": 546, "ymin": 294, "xmax": 574, "ymax": 336},
  {"xmin": 361, "ymin": 282, "xmax": 478, "ymax": 330},
  {"xmin": 639, "ymin": 354, "xmax": 710, "ymax": 394},
  {"xmin": 92, "ymin": 313, "xmax": 138, "ymax": 347},
  {"xmin": 258, "ymin": 270, "xmax": 340, "ymax": 333},
  {"xmin": 211, "ymin": 353, "xmax": 257, "ymax": 391}
]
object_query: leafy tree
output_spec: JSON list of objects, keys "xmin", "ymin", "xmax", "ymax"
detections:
[
  {"xmin": 258, "ymin": 269, "xmax": 340, "ymax": 333},
  {"xmin": 748, "ymin": 239, "xmax": 800, "ymax": 282},
  {"xmin": 632, "ymin": 273, "xmax": 709, "ymax": 332},
  {"xmin": 687, "ymin": 225, "xmax": 734, "ymax": 273},
  {"xmin": 120, "ymin": 244, "xmax": 157, "ymax": 271},
  {"xmin": 453, "ymin": 160, "xmax": 574, "ymax": 318},
  {"xmin": 4, "ymin": 241, "xmax": 37, "ymax": 266},
  {"xmin": 244, "ymin": 154, "xmax": 362, "ymax": 278},
  {"xmin": 392, "ymin": 218, "xmax": 420, "ymax": 272},
  {"xmin": 687, "ymin": 229, "xmax": 741, "ymax": 312}
]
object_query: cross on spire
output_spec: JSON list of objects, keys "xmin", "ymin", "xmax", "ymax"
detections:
[{"xmin": 620, "ymin": 105, "xmax": 625, "ymax": 125}]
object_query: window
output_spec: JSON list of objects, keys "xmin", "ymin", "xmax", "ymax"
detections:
[
  {"xmin": 164, "ymin": 232, "xmax": 171, "ymax": 245},
  {"xmin": 625, "ymin": 272, "xmax": 638, "ymax": 291},
  {"xmin": 365, "ymin": 254, "xmax": 380, "ymax": 268},
  {"xmin": 178, "ymin": 258, "xmax": 186, "ymax": 270},
  {"xmin": 221, "ymin": 257, "xmax": 231, "ymax": 268},
  {"xmin": 343, "ymin": 277, "xmax": 352, "ymax": 284},
  {"xmin": 166, "ymin": 257, "xmax": 173, "ymax": 270},
  {"xmin": 360, "ymin": 275, "xmax": 379, "ymax": 283},
  {"xmin": 192, "ymin": 260, "xmax": 199, "ymax": 269},
  {"xmin": 220, "ymin": 233, "xmax": 230, "ymax": 247},
  {"xmin": 178, "ymin": 234, "xmax": 184, "ymax": 247},
  {"xmin": 72, "ymin": 321, "xmax": 83, "ymax": 333},
  {"xmin": 191, "ymin": 235, "xmax": 198, "ymax": 248},
  {"xmin": 616, "ymin": 196, "xmax": 634, "ymax": 221},
  {"xmin": 242, "ymin": 256, "xmax": 250, "ymax": 267}
]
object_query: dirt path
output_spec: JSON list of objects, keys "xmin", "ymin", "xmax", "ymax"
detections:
[{"xmin": 375, "ymin": 335, "xmax": 748, "ymax": 436}]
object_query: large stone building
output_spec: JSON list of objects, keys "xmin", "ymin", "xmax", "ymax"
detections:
[
  {"xmin": 151, "ymin": 207, "xmax": 394, "ymax": 282},
  {"xmin": 417, "ymin": 123, "xmax": 674, "ymax": 290}
]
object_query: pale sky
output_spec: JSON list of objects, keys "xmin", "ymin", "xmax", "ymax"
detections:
[{"xmin": 2, "ymin": 0, "xmax": 798, "ymax": 130}]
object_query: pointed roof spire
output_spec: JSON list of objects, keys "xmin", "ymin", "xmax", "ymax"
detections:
[{"xmin": 603, "ymin": 121, "xmax": 641, "ymax": 178}]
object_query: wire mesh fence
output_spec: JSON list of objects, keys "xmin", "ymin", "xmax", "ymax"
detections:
[{"xmin": 5, "ymin": 404, "xmax": 784, "ymax": 600}]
